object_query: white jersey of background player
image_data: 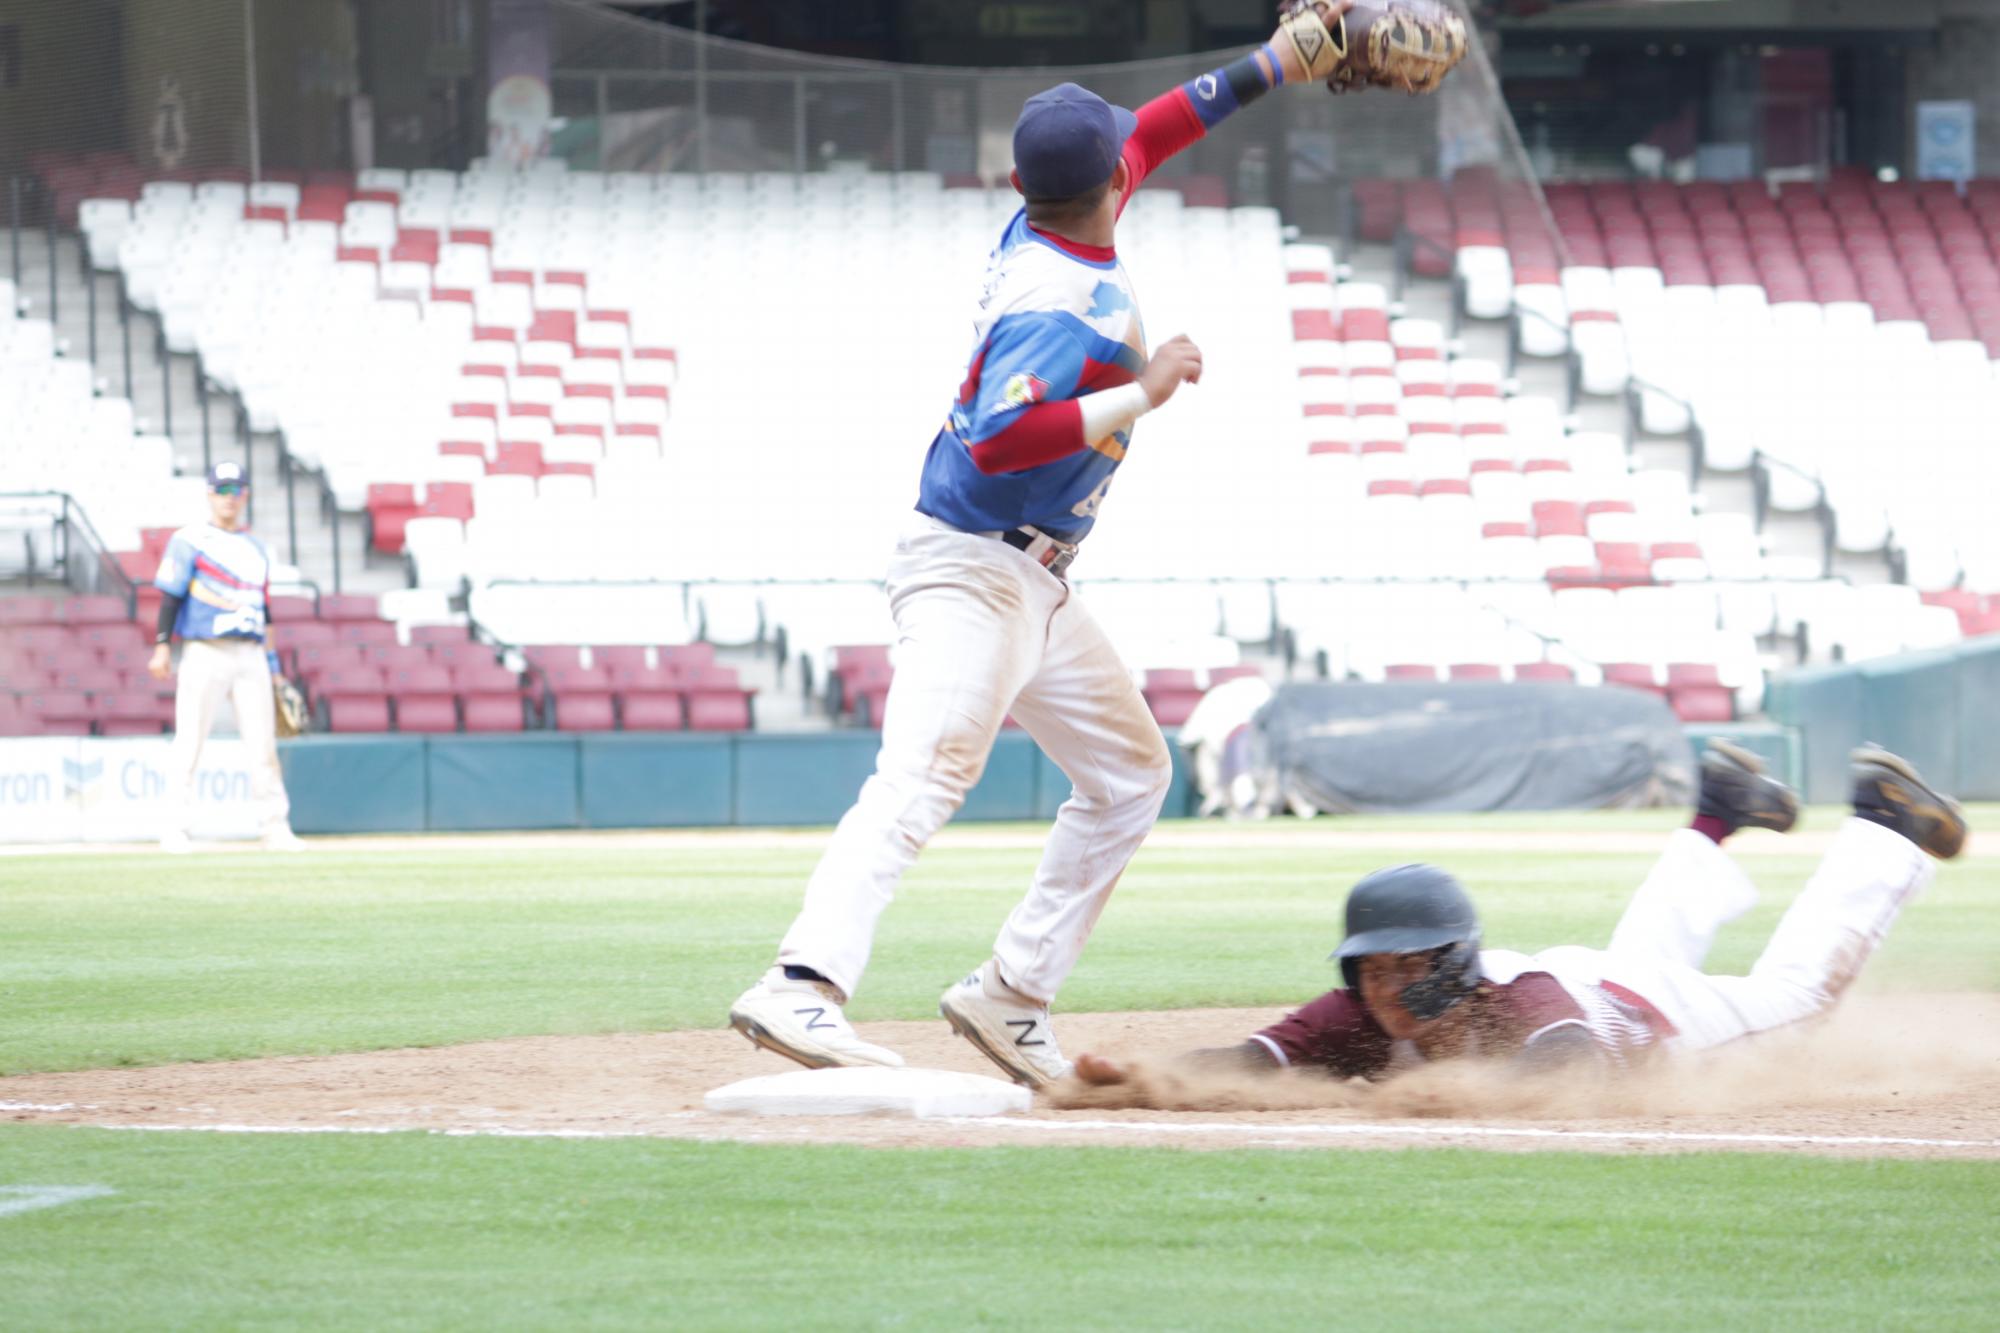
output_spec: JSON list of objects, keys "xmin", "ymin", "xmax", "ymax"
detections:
[
  {"xmin": 149, "ymin": 461, "xmax": 302, "ymax": 852},
  {"xmin": 730, "ymin": 28, "xmax": 1320, "ymax": 1087}
]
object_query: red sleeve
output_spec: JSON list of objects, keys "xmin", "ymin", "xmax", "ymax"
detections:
[
  {"xmin": 1251, "ymin": 987, "xmax": 1396, "ymax": 1078},
  {"xmin": 1117, "ymin": 89, "xmax": 1205, "ymax": 211},
  {"xmin": 967, "ymin": 399, "xmax": 1085, "ymax": 475}
]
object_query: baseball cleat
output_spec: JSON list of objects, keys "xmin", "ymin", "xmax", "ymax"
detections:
[
  {"xmin": 1698, "ymin": 739, "xmax": 1800, "ymax": 835},
  {"xmin": 261, "ymin": 826, "xmax": 307, "ymax": 852},
  {"xmin": 727, "ymin": 968, "xmax": 905, "ymax": 1070},
  {"xmin": 1851, "ymin": 746, "xmax": 1966, "ymax": 861},
  {"xmin": 160, "ymin": 829, "xmax": 193, "ymax": 855},
  {"xmin": 939, "ymin": 961, "xmax": 1072, "ymax": 1089}
]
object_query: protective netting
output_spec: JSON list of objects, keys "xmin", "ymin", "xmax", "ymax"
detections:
[{"xmin": 1, "ymin": 0, "xmax": 1552, "ymax": 253}]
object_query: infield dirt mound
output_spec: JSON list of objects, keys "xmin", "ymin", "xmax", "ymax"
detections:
[{"xmin": 4, "ymin": 993, "xmax": 1997, "ymax": 1158}]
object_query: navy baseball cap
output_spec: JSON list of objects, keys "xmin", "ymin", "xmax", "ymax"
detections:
[
  {"xmin": 1013, "ymin": 82, "xmax": 1137, "ymax": 199},
  {"xmin": 206, "ymin": 461, "xmax": 248, "ymax": 491}
]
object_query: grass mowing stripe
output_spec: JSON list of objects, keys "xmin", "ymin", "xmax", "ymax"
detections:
[
  {"xmin": 0, "ymin": 1126, "xmax": 1995, "ymax": 1330},
  {"xmin": 3, "ymin": 836, "xmax": 1995, "ymax": 1074}
]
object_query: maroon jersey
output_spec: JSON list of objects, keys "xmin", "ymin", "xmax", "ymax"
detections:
[{"xmin": 1249, "ymin": 948, "xmax": 1673, "ymax": 1077}]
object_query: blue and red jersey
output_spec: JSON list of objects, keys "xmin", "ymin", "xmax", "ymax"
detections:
[
  {"xmin": 154, "ymin": 524, "xmax": 273, "ymax": 641},
  {"xmin": 917, "ymin": 71, "xmax": 1261, "ymax": 543}
]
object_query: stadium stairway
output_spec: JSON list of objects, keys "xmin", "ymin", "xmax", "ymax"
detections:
[{"xmin": 8, "ymin": 228, "xmax": 396, "ymax": 598}]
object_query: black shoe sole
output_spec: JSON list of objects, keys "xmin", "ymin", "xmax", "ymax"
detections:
[
  {"xmin": 1701, "ymin": 741, "xmax": 1801, "ymax": 834},
  {"xmin": 1852, "ymin": 748, "xmax": 1967, "ymax": 860}
]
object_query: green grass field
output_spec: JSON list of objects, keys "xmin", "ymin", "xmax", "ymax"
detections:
[{"xmin": 3, "ymin": 810, "xmax": 1997, "ymax": 1328}]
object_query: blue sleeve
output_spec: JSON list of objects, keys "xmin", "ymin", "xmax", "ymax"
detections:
[
  {"xmin": 154, "ymin": 533, "xmax": 194, "ymax": 596},
  {"xmin": 963, "ymin": 313, "xmax": 1087, "ymax": 447}
]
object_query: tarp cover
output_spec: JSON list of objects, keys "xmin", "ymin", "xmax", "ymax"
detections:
[{"xmin": 1251, "ymin": 682, "xmax": 1696, "ymax": 814}]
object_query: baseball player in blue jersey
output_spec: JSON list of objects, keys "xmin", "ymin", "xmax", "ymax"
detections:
[
  {"xmin": 731, "ymin": 27, "xmax": 1320, "ymax": 1087},
  {"xmin": 148, "ymin": 461, "xmax": 302, "ymax": 851}
]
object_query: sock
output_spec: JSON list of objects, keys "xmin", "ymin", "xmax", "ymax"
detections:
[
  {"xmin": 1851, "ymin": 805, "xmax": 1903, "ymax": 837},
  {"xmin": 782, "ymin": 964, "xmax": 831, "ymax": 985},
  {"xmin": 1691, "ymin": 813, "xmax": 1732, "ymax": 845}
]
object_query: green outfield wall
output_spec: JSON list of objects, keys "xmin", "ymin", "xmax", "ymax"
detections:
[
  {"xmin": 1764, "ymin": 637, "xmax": 2000, "ymax": 805},
  {"xmin": 278, "ymin": 731, "xmax": 1198, "ymax": 835}
]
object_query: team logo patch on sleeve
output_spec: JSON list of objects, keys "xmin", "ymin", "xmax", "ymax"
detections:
[{"xmin": 997, "ymin": 371, "xmax": 1050, "ymax": 412}]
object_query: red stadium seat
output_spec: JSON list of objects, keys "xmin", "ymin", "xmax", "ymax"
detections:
[
  {"xmin": 1448, "ymin": 663, "xmax": 1505, "ymax": 681},
  {"xmin": 318, "ymin": 593, "xmax": 381, "ymax": 622},
  {"xmin": 1141, "ymin": 669, "xmax": 1205, "ymax": 726},
  {"xmin": 74, "ymin": 621, "xmax": 147, "ymax": 656},
  {"xmin": 1531, "ymin": 501, "xmax": 1586, "ymax": 537},
  {"xmin": 1384, "ymin": 663, "xmax": 1440, "ymax": 681},
  {"xmin": 18, "ymin": 626, "xmax": 73, "ymax": 658},
  {"xmin": 524, "ymin": 645, "xmax": 587, "ymax": 673},
  {"xmin": 1513, "ymin": 661, "xmax": 1576, "ymax": 683},
  {"xmin": 408, "ymin": 624, "xmax": 473, "ymax": 646},
  {"xmin": 47, "ymin": 663, "xmax": 122, "ymax": 694},
  {"xmin": 267, "ymin": 594, "xmax": 318, "ymax": 622},
  {"xmin": 453, "ymin": 662, "xmax": 528, "ymax": 732},
  {"xmin": 1207, "ymin": 665, "xmax": 1265, "ymax": 686},
  {"xmin": 682, "ymin": 666, "xmax": 756, "ymax": 731},
  {"xmin": 315, "ymin": 666, "xmax": 392, "ymax": 732},
  {"xmin": 26, "ymin": 691, "xmax": 96, "ymax": 735},
  {"xmin": 591, "ymin": 646, "xmax": 653, "ymax": 677},
  {"xmin": 98, "ymin": 691, "xmax": 172, "ymax": 736},
  {"xmin": 618, "ymin": 677, "xmax": 685, "ymax": 730},
  {"xmin": 364, "ymin": 643, "xmax": 433, "ymax": 674},
  {"xmin": 426, "ymin": 638, "xmax": 496, "ymax": 669},
  {"xmin": 658, "ymin": 643, "xmax": 717, "ymax": 677},
  {"xmin": 0, "ymin": 596, "xmax": 58, "ymax": 626},
  {"xmin": 1669, "ymin": 685, "xmax": 1735, "ymax": 723},
  {"xmin": 333, "ymin": 620, "xmax": 400, "ymax": 649},
  {"xmin": 294, "ymin": 642, "xmax": 372, "ymax": 685},
  {"xmin": 367, "ymin": 484, "xmax": 420, "ymax": 555},
  {"xmin": 1602, "ymin": 663, "xmax": 1665, "ymax": 694},
  {"xmin": 543, "ymin": 663, "xmax": 616, "ymax": 731},
  {"xmin": 60, "ymin": 595, "xmax": 127, "ymax": 625},
  {"xmin": 390, "ymin": 665, "xmax": 459, "ymax": 733}
]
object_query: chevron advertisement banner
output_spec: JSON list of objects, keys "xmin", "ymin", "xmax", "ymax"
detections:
[{"xmin": 0, "ymin": 738, "xmax": 267, "ymax": 844}]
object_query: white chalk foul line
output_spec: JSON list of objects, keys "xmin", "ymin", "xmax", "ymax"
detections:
[
  {"xmin": 0, "ymin": 1186, "xmax": 117, "ymax": 1218},
  {"xmin": 18, "ymin": 1115, "xmax": 1997, "ymax": 1151},
  {"xmin": 935, "ymin": 1117, "xmax": 2000, "ymax": 1151}
]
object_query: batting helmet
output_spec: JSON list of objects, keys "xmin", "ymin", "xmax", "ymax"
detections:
[{"xmin": 1332, "ymin": 863, "xmax": 1483, "ymax": 1020}]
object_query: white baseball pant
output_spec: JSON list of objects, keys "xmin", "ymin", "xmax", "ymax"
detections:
[
  {"xmin": 1595, "ymin": 819, "xmax": 1934, "ymax": 1051},
  {"xmin": 778, "ymin": 515, "xmax": 1173, "ymax": 1003},
  {"xmin": 168, "ymin": 638, "xmax": 291, "ymax": 836}
]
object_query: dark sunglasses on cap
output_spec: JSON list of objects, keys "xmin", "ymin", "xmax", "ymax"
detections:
[{"xmin": 211, "ymin": 482, "xmax": 247, "ymax": 497}]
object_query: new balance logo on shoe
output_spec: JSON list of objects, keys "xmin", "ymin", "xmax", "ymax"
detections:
[
  {"xmin": 1006, "ymin": 1018, "xmax": 1045, "ymax": 1047},
  {"xmin": 797, "ymin": 1006, "xmax": 837, "ymax": 1031}
]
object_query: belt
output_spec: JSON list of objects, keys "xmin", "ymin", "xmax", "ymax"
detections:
[
  {"xmin": 999, "ymin": 526, "xmax": 1079, "ymax": 578},
  {"xmin": 917, "ymin": 509, "xmax": 1079, "ymax": 578}
]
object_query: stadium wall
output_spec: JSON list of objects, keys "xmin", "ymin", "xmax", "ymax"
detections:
[
  {"xmin": 0, "ymin": 732, "xmax": 1195, "ymax": 840},
  {"xmin": 1765, "ymin": 637, "xmax": 2000, "ymax": 805}
]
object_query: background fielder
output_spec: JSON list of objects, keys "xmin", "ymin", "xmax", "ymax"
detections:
[
  {"xmin": 730, "ymin": 26, "xmax": 1322, "ymax": 1087},
  {"xmin": 148, "ymin": 461, "xmax": 301, "ymax": 852}
]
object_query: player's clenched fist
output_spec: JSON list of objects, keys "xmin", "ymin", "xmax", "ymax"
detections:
[
  {"xmin": 1072, "ymin": 1052, "xmax": 1132, "ymax": 1085},
  {"xmin": 1139, "ymin": 334, "xmax": 1203, "ymax": 408}
]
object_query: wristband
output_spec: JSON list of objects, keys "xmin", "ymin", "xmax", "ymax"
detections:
[{"xmin": 1078, "ymin": 382, "xmax": 1154, "ymax": 443}]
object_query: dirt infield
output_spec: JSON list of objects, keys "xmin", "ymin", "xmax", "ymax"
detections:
[{"xmin": 5, "ymin": 993, "xmax": 1997, "ymax": 1159}]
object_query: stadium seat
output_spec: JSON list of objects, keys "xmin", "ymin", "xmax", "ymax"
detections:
[
  {"xmin": 390, "ymin": 665, "xmax": 460, "ymax": 733},
  {"xmin": 315, "ymin": 666, "xmax": 392, "ymax": 732}
]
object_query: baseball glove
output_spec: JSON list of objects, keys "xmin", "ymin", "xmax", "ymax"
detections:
[
  {"xmin": 272, "ymin": 673, "xmax": 309, "ymax": 738},
  {"xmin": 1277, "ymin": 0, "xmax": 1470, "ymax": 96}
]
